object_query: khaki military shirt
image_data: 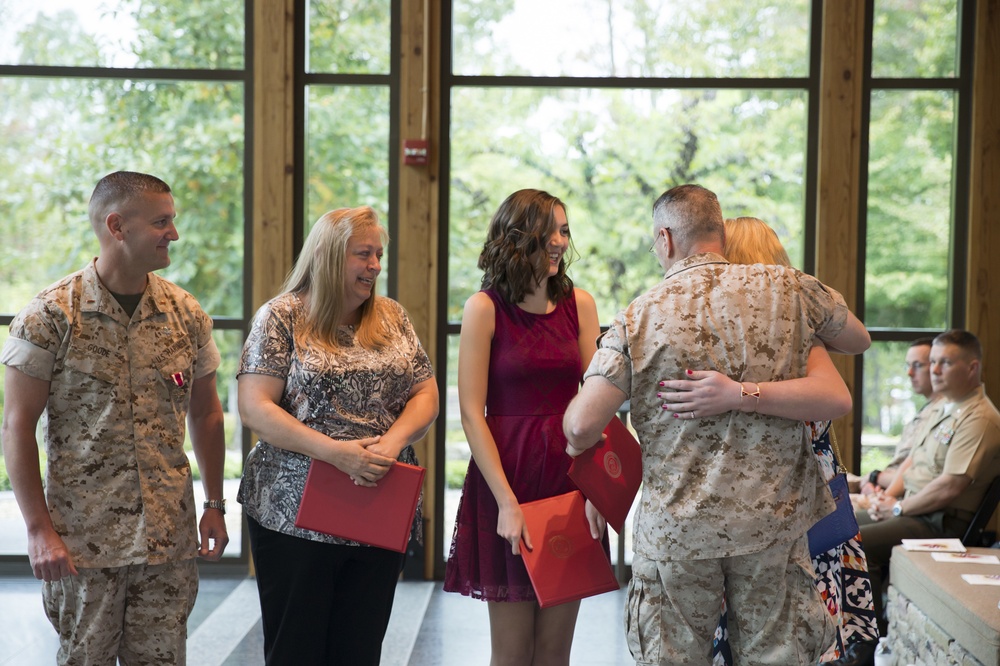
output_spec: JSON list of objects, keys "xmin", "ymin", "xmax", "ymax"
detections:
[
  {"xmin": 0, "ymin": 260, "xmax": 220, "ymax": 568},
  {"xmin": 903, "ymin": 386, "xmax": 1000, "ymax": 515},
  {"xmin": 586, "ymin": 253, "xmax": 848, "ymax": 561},
  {"xmin": 886, "ymin": 398, "xmax": 939, "ymax": 469}
]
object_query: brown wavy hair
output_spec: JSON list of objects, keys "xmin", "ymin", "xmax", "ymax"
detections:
[{"xmin": 477, "ymin": 189, "xmax": 575, "ymax": 305}]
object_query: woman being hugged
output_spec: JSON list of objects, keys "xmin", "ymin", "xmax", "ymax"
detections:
[
  {"xmin": 444, "ymin": 189, "xmax": 604, "ymax": 665},
  {"xmin": 237, "ymin": 206, "xmax": 439, "ymax": 665}
]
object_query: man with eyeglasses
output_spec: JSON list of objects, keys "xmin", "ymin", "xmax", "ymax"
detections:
[
  {"xmin": 858, "ymin": 329, "xmax": 1000, "ymax": 635},
  {"xmin": 563, "ymin": 184, "xmax": 871, "ymax": 665},
  {"xmin": 857, "ymin": 337, "xmax": 940, "ymax": 495}
]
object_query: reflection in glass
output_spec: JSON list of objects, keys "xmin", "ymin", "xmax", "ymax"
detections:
[
  {"xmin": 305, "ymin": 85, "xmax": 391, "ymax": 294},
  {"xmin": 0, "ymin": 1, "xmax": 245, "ymax": 69},
  {"xmin": 447, "ymin": 86, "xmax": 808, "ymax": 324},
  {"xmin": 452, "ymin": 0, "xmax": 810, "ymax": 78},
  {"xmin": 872, "ymin": 0, "xmax": 957, "ymax": 79},
  {"xmin": 0, "ymin": 77, "xmax": 245, "ymax": 318},
  {"xmin": 864, "ymin": 89, "xmax": 953, "ymax": 329},
  {"xmin": 860, "ymin": 340, "xmax": 936, "ymax": 477},
  {"xmin": 307, "ymin": 0, "xmax": 391, "ymax": 74}
]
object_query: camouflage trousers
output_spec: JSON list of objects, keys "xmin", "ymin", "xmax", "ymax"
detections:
[
  {"xmin": 626, "ymin": 537, "xmax": 836, "ymax": 665},
  {"xmin": 43, "ymin": 558, "xmax": 198, "ymax": 666}
]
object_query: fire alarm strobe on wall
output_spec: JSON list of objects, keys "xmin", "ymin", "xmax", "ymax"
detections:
[{"xmin": 403, "ymin": 139, "xmax": 429, "ymax": 166}]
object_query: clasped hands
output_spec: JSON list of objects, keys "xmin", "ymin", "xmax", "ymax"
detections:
[
  {"xmin": 864, "ymin": 488, "xmax": 899, "ymax": 522},
  {"xmin": 330, "ymin": 435, "xmax": 397, "ymax": 487}
]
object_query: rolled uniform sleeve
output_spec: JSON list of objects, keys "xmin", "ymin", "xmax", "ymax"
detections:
[
  {"xmin": 795, "ymin": 272, "xmax": 849, "ymax": 342},
  {"xmin": 583, "ymin": 313, "xmax": 633, "ymax": 398}
]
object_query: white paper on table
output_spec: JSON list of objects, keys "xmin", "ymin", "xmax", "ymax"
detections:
[
  {"xmin": 900, "ymin": 538, "xmax": 966, "ymax": 553},
  {"xmin": 962, "ymin": 573, "xmax": 1000, "ymax": 586},
  {"xmin": 931, "ymin": 552, "xmax": 1000, "ymax": 564}
]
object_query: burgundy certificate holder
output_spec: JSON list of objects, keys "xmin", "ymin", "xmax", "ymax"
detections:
[
  {"xmin": 519, "ymin": 490, "xmax": 620, "ymax": 608},
  {"xmin": 294, "ymin": 459, "xmax": 425, "ymax": 553},
  {"xmin": 567, "ymin": 415, "xmax": 642, "ymax": 533}
]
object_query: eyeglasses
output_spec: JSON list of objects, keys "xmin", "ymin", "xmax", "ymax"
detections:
[
  {"xmin": 649, "ymin": 227, "xmax": 669, "ymax": 253},
  {"xmin": 905, "ymin": 362, "xmax": 926, "ymax": 372}
]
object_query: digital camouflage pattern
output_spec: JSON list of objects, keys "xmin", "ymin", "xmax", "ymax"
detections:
[
  {"xmin": 42, "ymin": 559, "xmax": 198, "ymax": 665},
  {"xmin": 585, "ymin": 253, "xmax": 847, "ymax": 562},
  {"xmin": 627, "ymin": 542, "xmax": 836, "ymax": 665},
  {"xmin": 0, "ymin": 260, "xmax": 220, "ymax": 568}
]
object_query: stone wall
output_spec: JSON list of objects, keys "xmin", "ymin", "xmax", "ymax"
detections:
[{"xmin": 887, "ymin": 585, "xmax": 985, "ymax": 666}]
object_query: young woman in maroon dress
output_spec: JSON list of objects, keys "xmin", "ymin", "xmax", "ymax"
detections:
[{"xmin": 443, "ymin": 189, "xmax": 604, "ymax": 665}]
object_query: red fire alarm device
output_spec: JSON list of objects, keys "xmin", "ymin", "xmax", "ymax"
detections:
[{"xmin": 403, "ymin": 139, "xmax": 429, "ymax": 166}]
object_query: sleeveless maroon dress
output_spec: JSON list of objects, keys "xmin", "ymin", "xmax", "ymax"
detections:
[{"xmin": 444, "ymin": 289, "xmax": 584, "ymax": 602}]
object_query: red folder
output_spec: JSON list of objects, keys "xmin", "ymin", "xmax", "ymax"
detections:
[
  {"xmin": 567, "ymin": 415, "xmax": 642, "ymax": 533},
  {"xmin": 294, "ymin": 459, "xmax": 424, "ymax": 553},
  {"xmin": 519, "ymin": 490, "xmax": 620, "ymax": 608}
]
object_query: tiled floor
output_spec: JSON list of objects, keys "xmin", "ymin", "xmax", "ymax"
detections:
[{"xmin": 0, "ymin": 574, "xmax": 633, "ymax": 665}]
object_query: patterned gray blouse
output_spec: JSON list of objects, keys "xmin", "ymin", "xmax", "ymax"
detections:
[{"xmin": 236, "ymin": 292, "xmax": 434, "ymax": 546}]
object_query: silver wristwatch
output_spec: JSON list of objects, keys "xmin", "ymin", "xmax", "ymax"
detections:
[
  {"xmin": 204, "ymin": 499, "xmax": 227, "ymax": 514},
  {"xmin": 892, "ymin": 501, "xmax": 903, "ymax": 517}
]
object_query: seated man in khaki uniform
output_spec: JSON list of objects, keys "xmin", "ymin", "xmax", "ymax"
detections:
[{"xmin": 858, "ymin": 329, "xmax": 1000, "ymax": 635}]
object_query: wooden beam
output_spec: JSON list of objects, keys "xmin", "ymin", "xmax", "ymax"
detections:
[
  {"xmin": 968, "ymin": 0, "xmax": 1000, "ymax": 399},
  {"xmin": 815, "ymin": 0, "xmax": 866, "ymax": 470},
  {"xmin": 398, "ymin": 0, "xmax": 441, "ymax": 579},
  {"xmin": 252, "ymin": 0, "xmax": 296, "ymax": 312}
]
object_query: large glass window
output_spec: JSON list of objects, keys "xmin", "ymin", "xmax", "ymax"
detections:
[
  {"xmin": 442, "ymin": 0, "xmax": 816, "ymax": 572},
  {"xmin": 302, "ymin": 0, "xmax": 394, "ymax": 292},
  {"xmin": 0, "ymin": 1, "xmax": 249, "ymax": 559},
  {"xmin": 858, "ymin": 0, "xmax": 968, "ymax": 475}
]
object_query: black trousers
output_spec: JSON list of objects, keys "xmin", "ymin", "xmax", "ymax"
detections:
[{"xmin": 247, "ymin": 516, "xmax": 406, "ymax": 666}]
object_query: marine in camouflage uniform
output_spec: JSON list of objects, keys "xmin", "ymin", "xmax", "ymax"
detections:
[
  {"xmin": 0, "ymin": 172, "xmax": 227, "ymax": 665},
  {"xmin": 564, "ymin": 184, "xmax": 869, "ymax": 665}
]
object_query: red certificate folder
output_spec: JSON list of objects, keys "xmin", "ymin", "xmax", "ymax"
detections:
[
  {"xmin": 294, "ymin": 459, "xmax": 425, "ymax": 553},
  {"xmin": 519, "ymin": 490, "xmax": 620, "ymax": 609},
  {"xmin": 567, "ymin": 415, "xmax": 642, "ymax": 533}
]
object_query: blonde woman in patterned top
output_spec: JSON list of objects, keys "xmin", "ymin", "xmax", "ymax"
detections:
[{"xmin": 237, "ymin": 206, "xmax": 438, "ymax": 665}]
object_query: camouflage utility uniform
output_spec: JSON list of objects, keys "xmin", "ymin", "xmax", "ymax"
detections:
[
  {"xmin": 0, "ymin": 259, "xmax": 220, "ymax": 665},
  {"xmin": 586, "ymin": 253, "xmax": 847, "ymax": 665}
]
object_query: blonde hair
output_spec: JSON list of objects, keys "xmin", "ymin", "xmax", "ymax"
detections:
[
  {"xmin": 723, "ymin": 216, "xmax": 791, "ymax": 267},
  {"xmin": 282, "ymin": 206, "xmax": 399, "ymax": 350}
]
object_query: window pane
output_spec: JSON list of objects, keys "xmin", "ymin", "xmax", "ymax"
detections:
[
  {"xmin": 305, "ymin": 84, "xmax": 391, "ymax": 292},
  {"xmin": 448, "ymin": 86, "xmax": 808, "ymax": 323},
  {"xmin": 0, "ymin": 77, "xmax": 246, "ymax": 318},
  {"xmin": 452, "ymin": 0, "xmax": 810, "ymax": 78},
  {"xmin": 443, "ymin": 334, "xmax": 464, "ymax": 562},
  {"xmin": 0, "ymin": 1, "xmax": 245, "ymax": 69},
  {"xmin": 860, "ymin": 340, "xmax": 935, "ymax": 478},
  {"xmin": 307, "ymin": 0, "xmax": 391, "ymax": 74},
  {"xmin": 208, "ymin": 328, "xmax": 245, "ymax": 558},
  {"xmin": 864, "ymin": 89, "xmax": 953, "ymax": 329},
  {"xmin": 0, "ymin": 326, "xmax": 23, "ymax": 556},
  {"xmin": 872, "ymin": 0, "xmax": 957, "ymax": 78}
]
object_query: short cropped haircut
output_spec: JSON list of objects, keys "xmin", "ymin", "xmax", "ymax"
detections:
[
  {"xmin": 88, "ymin": 171, "xmax": 171, "ymax": 229},
  {"xmin": 933, "ymin": 329, "xmax": 982, "ymax": 361},
  {"xmin": 651, "ymin": 184, "xmax": 725, "ymax": 253}
]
